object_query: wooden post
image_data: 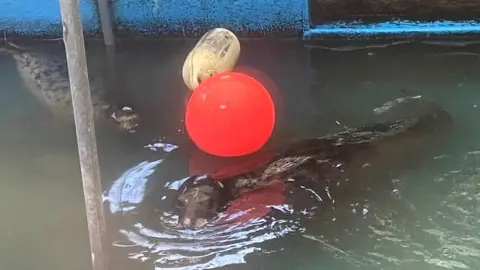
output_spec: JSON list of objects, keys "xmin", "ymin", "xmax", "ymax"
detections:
[
  {"xmin": 97, "ymin": 0, "xmax": 115, "ymax": 46},
  {"xmin": 58, "ymin": 1, "xmax": 110, "ymax": 270},
  {"xmin": 104, "ymin": 39, "xmax": 117, "ymax": 94}
]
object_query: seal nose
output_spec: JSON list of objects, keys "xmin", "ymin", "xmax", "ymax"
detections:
[{"xmin": 182, "ymin": 217, "xmax": 193, "ymax": 228}]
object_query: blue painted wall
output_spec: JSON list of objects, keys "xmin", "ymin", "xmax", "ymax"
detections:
[
  {"xmin": 1, "ymin": 0, "xmax": 480, "ymax": 37},
  {"xmin": 0, "ymin": 0, "xmax": 99, "ymax": 35},
  {"xmin": 0, "ymin": 0, "xmax": 307, "ymax": 36},
  {"xmin": 112, "ymin": 0, "xmax": 308, "ymax": 35}
]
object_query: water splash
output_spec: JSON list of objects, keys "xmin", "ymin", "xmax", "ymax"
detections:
[
  {"xmin": 104, "ymin": 148, "xmax": 320, "ymax": 269},
  {"xmin": 108, "ymin": 196, "xmax": 311, "ymax": 269},
  {"xmin": 103, "ymin": 159, "xmax": 164, "ymax": 214}
]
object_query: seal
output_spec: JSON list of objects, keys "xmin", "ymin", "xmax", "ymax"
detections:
[
  {"xmin": 0, "ymin": 41, "xmax": 139, "ymax": 132},
  {"xmin": 175, "ymin": 100, "xmax": 453, "ymax": 229}
]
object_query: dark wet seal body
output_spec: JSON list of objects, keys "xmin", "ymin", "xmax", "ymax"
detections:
[
  {"xmin": 175, "ymin": 101, "xmax": 453, "ymax": 229},
  {"xmin": 0, "ymin": 42, "xmax": 139, "ymax": 132}
]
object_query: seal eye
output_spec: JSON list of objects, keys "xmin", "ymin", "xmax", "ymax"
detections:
[
  {"xmin": 176, "ymin": 198, "xmax": 187, "ymax": 209},
  {"xmin": 207, "ymin": 198, "xmax": 216, "ymax": 210}
]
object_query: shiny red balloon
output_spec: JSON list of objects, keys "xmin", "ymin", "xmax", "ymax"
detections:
[{"xmin": 185, "ymin": 71, "xmax": 275, "ymax": 157}]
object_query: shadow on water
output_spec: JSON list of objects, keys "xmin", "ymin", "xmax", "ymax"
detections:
[{"xmin": 1, "ymin": 38, "xmax": 480, "ymax": 270}]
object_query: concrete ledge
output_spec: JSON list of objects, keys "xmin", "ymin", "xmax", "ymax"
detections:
[
  {"xmin": 310, "ymin": 0, "xmax": 480, "ymax": 24},
  {"xmin": 304, "ymin": 20, "xmax": 480, "ymax": 39}
]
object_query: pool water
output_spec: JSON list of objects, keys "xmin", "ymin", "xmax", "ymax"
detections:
[{"xmin": 1, "ymin": 38, "xmax": 480, "ymax": 270}]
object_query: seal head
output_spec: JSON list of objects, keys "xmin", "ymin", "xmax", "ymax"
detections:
[
  {"xmin": 107, "ymin": 105, "xmax": 140, "ymax": 133},
  {"xmin": 175, "ymin": 176, "xmax": 228, "ymax": 229}
]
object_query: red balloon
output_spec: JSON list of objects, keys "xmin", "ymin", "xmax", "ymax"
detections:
[{"xmin": 185, "ymin": 71, "xmax": 275, "ymax": 157}]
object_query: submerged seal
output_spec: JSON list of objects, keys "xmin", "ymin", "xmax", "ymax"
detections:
[
  {"xmin": 0, "ymin": 41, "xmax": 139, "ymax": 132},
  {"xmin": 175, "ymin": 100, "xmax": 452, "ymax": 229}
]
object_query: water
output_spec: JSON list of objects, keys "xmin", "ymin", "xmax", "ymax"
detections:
[{"xmin": 1, "ymin": 38, "xmax": 480, "ymax": 270}]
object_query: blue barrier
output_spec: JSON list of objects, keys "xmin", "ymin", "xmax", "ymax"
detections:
[
  {"xmin": 0, "ymin": 0, "xmax": 99, "ymax": 35},
  {"xmin": 112, "ymin": 0, "xmax": 308, "ymax": 35},
  {"xmin": 0, "ymin": 0, "xmax": 307, "ymax": 36},
  {"xmin": 1, "ymin": 0, "xmax": 480, "ymax": 38},
  {"xmin": 304, "ymin": 20, "xmax": 480, "ymax": 38}
]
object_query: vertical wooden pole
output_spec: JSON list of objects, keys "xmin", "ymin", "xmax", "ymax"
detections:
[
  {"xmin": 58, "ymin": 1, "xmax": 110, "ymax": 270},
  {"xmin": 97, "ymin": 0, "xmax": 115, "ymax": 46},
  {"xmin": 96, "ymin": 0, "xmax": 117, "ymax": 102}
]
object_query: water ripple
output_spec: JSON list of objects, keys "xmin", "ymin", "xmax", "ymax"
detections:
[
  {"xmin": 104, "ymin": 145, "xmax": 311, "ymax": 269},
  {"xmin": 111, "ymin": 208, "xmax": 305, "ymax": 269}
]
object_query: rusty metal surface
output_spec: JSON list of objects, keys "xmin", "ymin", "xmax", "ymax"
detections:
[{"xmin": 310, "ymin": 0, "xmax": 480, "ymax": 24}]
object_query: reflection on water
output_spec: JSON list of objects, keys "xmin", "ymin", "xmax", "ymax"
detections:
[
  {"xmin": 1, "ymin": 39, "xmax": 480, "ymax": 270},
  {"xmin": 103, "ymin": 141, "xmax": 311, "ymax": 269}
]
